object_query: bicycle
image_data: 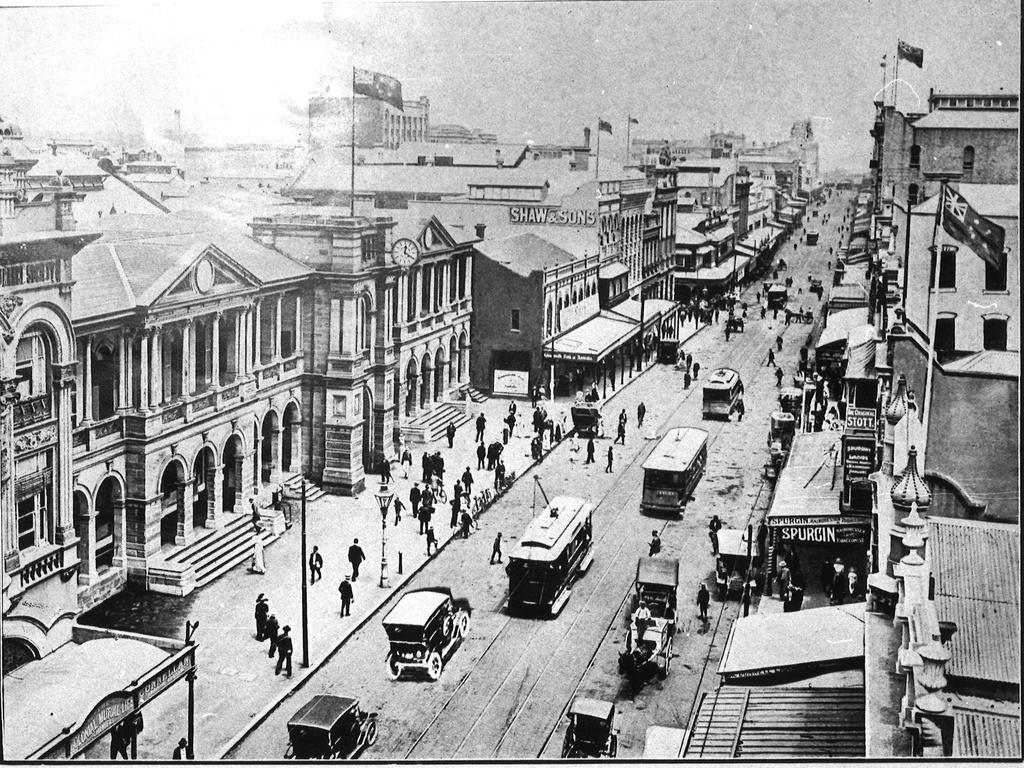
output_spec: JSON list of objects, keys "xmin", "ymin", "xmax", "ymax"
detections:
[{"xmin": 430, "ymin": 475, "xmax": 448, "ymax": 504}]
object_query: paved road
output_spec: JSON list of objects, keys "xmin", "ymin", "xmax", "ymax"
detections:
[{"xmin": 227, "ymin": 191, "xmax": 853, "ymax": 760}]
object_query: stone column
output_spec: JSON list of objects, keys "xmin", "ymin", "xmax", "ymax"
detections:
[
  {"xmin": 82, "ymin": 334, "xmax": 93, "ymax": 423},
  {"xmin": 254, "ymin": 300, "xmax": 262, "ymax": 367},
  {"xmin": 53, "ymin": 366, "xmax": 76, "ymax": 544},
  {"xmin": 118, "ymin": 331, "xmax": 129, "ymax": 412},
  {"xmin": 211, "ymin": 312, "xmax": 221, "ymax": 388},
  {"xmin": 0, "ymin": 379, "xmax": 17, "ymax": 573},
  {"xmin": 288, "ymin": 418, "xmax": 302, "ymax": 474},
  {"xmin": 275, "ymin": 294, "xmax": 283, "ymax": 361},
  {"xmin": 80, "ymin": 506, "xmax": 98, "ymax": 584},
  {"xmin": 112, "ymin": 497, "xmax": 126, "ymax": 569},
  {"xmin": 293, "ymin": 293, "xmax": 302, "ymax": 357},
  {"xmin": 126, "ymin": 332, "xmax": 135, "ymax": 411},
  {"xmin": 150, "ymin": 327, "xmax": 162, "ymax": 407},
  {"xmin": 182, "ymin": 319, "xmax": 194, "ymax": 397},
  {"xmin": 207, "ymin": 463, "xmax": 223, "ymax": 529},
  {"xmin": 138, "ymin": 329, "xmax": 150, "ymax": 412},
  {"xmin": 275, "ymin": 423, "xmax": 285, "ymax": 480}
]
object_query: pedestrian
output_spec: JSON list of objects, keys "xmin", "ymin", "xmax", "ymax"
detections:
[
  {"xmin": 250, "ymin": 497, "xmax": 260, "ymax": 532},
  {"xmin": 433, "ymin": 451, "xmax": 445, "ymax": 483},
  {"xmin": 450, "ymin": 495, "xmax": 460, "ymax": 530},
  {"xmin": 586, "ymin": 437, "xmax": 595, "ymax": 464},
  {"xmin": 506, "ymin": 412, "xmax": 516, "ymax": 437},
  {"xmin": 775, "ymin": 367, "xmax": 784, "ymax": 387},
  {"xmin": 172, "ymin": 737, "xmax": 193, "ymax": 760},
  {"xmin": 683, "ymin": 370, "xmax": 691, "ymax": 389},
  {"xmin": 615, "ymin": 421, "xmax": 626, "ymax": 445},
  {"xmin": 460, "ymin": 510, "xmax": 473, "ymax": 538},
  {"xmin": 446, "ymin": 421, "xmax": 456, "ymax": 449},
  {"xmin": 338, "ymin": 575, "xmax": 353, "ymax": 617},
  {"xmin": 760, "ymin": 305, "xmax": 767, "ymax": 319},
  {"xmin": 410, "ymin": 482, "xmax": 421, "ymax": 519},
  {"xmin": 475, "ymin": 413, "xmax": 486, "ymax": 443},
  {"xmin": 776, "ymin": 335, "xmax": 783, "ymax": 352},
  {"xmin": 709, "ymin": 515, "xmax": 722, "ymax": 555},
  {"xmin": 847, "ymin": 567, "xmax": 859, "ymax": 598},
  {"xmin": 250, "ymin": 528, "xmax": 266, "ymax": 574},
  {"xmin": 275, "ymin": 626, "xmax": 293, "ymax": 677},
  {"xmin": 637, "ymin": 401, "xmax": 646, "ymax": 428},
  {"xmin": 530, "ymin": 385, "xmax": 538, "ymax": 408},
  {"xmin": 266, "ymin": 613, "xmax": 280, "ymax": 658},
  {"xmin": 421, "ymin": 452, "xmax": 431, "ymax": 483},
  {"xmin": 426, "ymin": 526, "xmax": 438, "ymax": 556},
  {"xmin": 462, "ymin": 467, "xmax": 474, "ymax": 496},
  {"xmin": 494, "ymin": 459, "xmax": 506, "ymax": 490},
  {"xmin": 692, "ymin": 361, "xmax": 700, "ymax": 379},
  {"xmin": 767, "ymin": 348, "xmax": 776, "ymax": 367},
  {"xmin": 509, "ymin": 399, "xmax": 517, "ymax": 417},
  {"xmin": 697, "ymin": 583, "xmax": 710, "ymax": 621},
  {"xmin": 554, "ymin": 422, "xmax": 563, "ymax": 442},
  {"xmin": 734, "ymin": 397, "xmax": 745, "ymax": 422},
  {"xmin": 308, "ymin": 545, "xmax": 323, "ymax": 584},
  {"xmin": 605, "ymin": 444, "xmax": 614, "ymax": 473},
  {"xmin": 348, "ymin": 538, "xmax": 366, "ymax": 581},
  {"xmin": 477, "ymin": 442, "xmax": 486, "ymax": 470},
  {"xmin": 255, "ymin": 593, "xmax": 269, "ymax": 640},
  {"xmin": 648, "ymin": 530, "xmax": 661, "ymax": 556},
  {"xmin": 393, "ymin": 497, "xmax": 405, "ymax": 526},
  {"xmin": 486, "ymin": 442, "xmax": 496, "ymax": 471},
  {"xmin": 491, "ymin": 532, "xmax": 503, "ymax": 564},
  {"xmin": 109, "ymin": 721, "xmax": 130, "ymax": 760},
  {"xmin": 401, "ymin": 445, "xmax": 413, "ymax": 478}
]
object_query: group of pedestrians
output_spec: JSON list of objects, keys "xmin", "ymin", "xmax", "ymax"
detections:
[{"xmin": 253, "ymin": 592, "xmax": 295, "ymax": 678}]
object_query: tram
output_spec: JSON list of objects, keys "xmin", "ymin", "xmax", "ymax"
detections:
[
  {"xmin": 702, "ymin": 368, "xmax": 743, "ymax": 420},
  {"xmin": 640, "ymin": 428, "xmax": 709, "ymax": 514}
]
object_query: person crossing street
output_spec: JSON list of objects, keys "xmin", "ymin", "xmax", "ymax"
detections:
[
  {"xmin": 606, "ymin": 444, "xmax": 614, "ymax": 473},
  {"xmin": 637, "ymin": 401, "xmax": 646, "ymax": 428},
  {"xmin": 275, "ymin": 626, "xmax": 293, "ymax": 677},
  {"xmin": 338, "ymin": 576, "xmax": 353, "ymax": 617},
  {"xmin": 586, "ymin": 437, "xmax": 595, "ymax": 464},
  {"xmin": 308, "ymin": 546, "xmax": 323, "ymax": 584},
  {"xmin": 348, "ymin": 538, "xmax": 365, "ymax": 581},
  {"xmin": 490, "ymin": 532, "xmax": 503, "ymax": 564}
]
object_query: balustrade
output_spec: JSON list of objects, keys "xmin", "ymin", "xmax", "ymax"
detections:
[{"xmin": 18, "ymin": 546, "xmax": 65, "ymax": 589}]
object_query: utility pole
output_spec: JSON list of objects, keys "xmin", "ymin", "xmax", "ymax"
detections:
[{"xmin": 300, "ymin": 479, "xmax": 309, "ymax": 668}]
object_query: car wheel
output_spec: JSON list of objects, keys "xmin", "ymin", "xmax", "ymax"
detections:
[
  {"xmin": 426, "ymin": 651, "xmax": 443, "ymax": 681},
  {"xmin": 442, "ymin": 615, "xmax": 454, "ymax": 639},
  {"xmin": 386, "ymin": 653, "xmax": 402, "ymax": 681},
  {"xmin": 365, "ymin": 720, "xmax": 378, "ymax": 747},
  {"xmin": 609, "ymin": 734, "xmax": 618, "ymax": 758},
  {"xmin": 456, "ymin": 613, "xmax": 469, "ymax": 638}
]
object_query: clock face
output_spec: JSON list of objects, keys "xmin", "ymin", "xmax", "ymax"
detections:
[
  {"xmin": 195, "ymin": 258, "xmax": 215, "ymax": 293},
  {"xmin": 391, "ymin": 238, "xmax": 420, "ymax": 267}
]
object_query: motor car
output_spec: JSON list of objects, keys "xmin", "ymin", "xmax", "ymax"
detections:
[
  {"xmin": 561, "ymin": 698, "xmax": 618, "ymax": 758},
  {"xmin": 382, "ymin": 587, "xmax": 470, "ymax": 681},
  {"xmin": 284, "ymin": 695, "xmax": 377, "ymax": 760}
]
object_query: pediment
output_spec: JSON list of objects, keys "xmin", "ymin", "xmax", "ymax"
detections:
[
  {"xmin": 152, "ymin": 244, "xmax": 259, "ymax": 306},
  {"xmin": 418, "ymin": 216, "xmax": 459, "ymax": 252}
]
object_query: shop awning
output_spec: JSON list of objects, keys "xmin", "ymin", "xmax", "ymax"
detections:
[
  {"xmin": 816, "ymin": 309, "xmax": 869, "ymax": 349},
  {"xmin": 765, "ymin": 431, "xmax": 843, "ymax": 525},
  {"xmin": 548, "ymin": 310, "xmax": 637, "ymax": 363},
  {"xmin": 843, "ymin": 324, "xmax": 878, "ymax": 380},
  {"xmin": 708, "ymin": 225, "xmax": 735, "ymax": 243},
  {"xmin": 598, "ymin": 262, "xmax": 629, "ymax": 280},
  {"xmin": 718, "ymin": 603, "xmax": 865, "ymax": 682}
]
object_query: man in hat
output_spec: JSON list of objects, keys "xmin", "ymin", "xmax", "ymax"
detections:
[
  {"xmin": 308, "ymin": 545, "xmax": 323, "ymax": 585},
  {"xmin": 275, "ymin": 625, "xmax": 294, "ymax": 677},
  {"xmin": 490, "ymin": 532, "xmax": 503, "ymax": 564},
  {"xmin": 348, "ymin": 538, "xmax": 366, "ymax": 581},
  {"xmin": 255, "ymin": 594, "xmax": 269, "ymax": 640},
  {"xmin": 338, "ymin": 576, "xmax": 353, "ymax": 617},
  {"xmin": 265, "ymin": 613, "xmax": 280, "ymax": 658},
  {"xmin": 172, "ymin": 737, "xmax": 193, "ymax": 760},
  {"xmin": 410, "ymin": 482, "xmax": 421, "ymax": 521},
  {"xmin": 648, "ymin": 530, "xmax": 662, "ymax": 557},
  {"xmin": 697, "ymin": 583, "xmax": 711, "ymax": 621},
  {"xmin": 633, "ymin": 600, "xmax": 652, "ymax": 640}
]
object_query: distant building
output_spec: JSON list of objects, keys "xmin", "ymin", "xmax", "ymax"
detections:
[
  {"xmin": 428, "ymin": 123, "xmax": 497, "ymax": 144},
  {"xmin": 308, "ymin": 94, "xmax": 430, "ymax": 151}
]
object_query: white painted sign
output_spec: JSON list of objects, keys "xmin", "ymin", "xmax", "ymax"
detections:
[{"xmin": 493, "ymin": 369, "xmax": 529, "ymax": 397}]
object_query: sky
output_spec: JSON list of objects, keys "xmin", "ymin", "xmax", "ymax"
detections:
[{"xmin": 0, "ymin": 0, "xmax": 1020, "ymax": 170}]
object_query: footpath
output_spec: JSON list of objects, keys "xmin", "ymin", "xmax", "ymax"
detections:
[{"xmin": 73, "ymin": 321, "xmax": 707, "ymax": 760}]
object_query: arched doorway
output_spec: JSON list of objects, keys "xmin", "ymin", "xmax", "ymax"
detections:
[
  {"xmin": 2, "ymin": 638, "xmax": 39, "ymax": 676},
  {"xmin": 192, "ymin": 448, "xmax": 215, "ymax": 529},
  {"xmin": 92, "ymin": 340, "xmax": 119, "ymax": 419},
  {"xmin": 361, "ymin": 388, "xmax": 374, "ymax": 474},
  {"xmin": 222, "ymin": 434, "xmax": 244, "ymax": 513},
  {"xmin": 159, "ymin": 460, "xmax": 185, "ymax": 546},
  {"xmin": 419, "ymin": 354, "xmax": 431, "ymax": 409},
  {"xmin": 448, "ymin": 336, "xmax": 458, "ymax": 386},
  {"xmin": 95, "ymin": 477, "xmax": 121, "ymax": 569},
  {"xmin": 405, "ymin": 358, "xmax": 418, "ymax": 417},
  {"xmin": 459, "ymin": 331, "xmax": 469, "ymax": 382},
  {"xmin": 282, "ymin": 402, "xmax": 301, "ymax": 474},
  {"xmin": 73, "ymin": 490, "xmax": 90, "ymax": 579},
  {"xmin": 261, "ymin": 411, "xmax": 279, "ymax": 483},
  {"xmin": 433, "ymin": 347, "xmax": 446, "ymax": 402}
]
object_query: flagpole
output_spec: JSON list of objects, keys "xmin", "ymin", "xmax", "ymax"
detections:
[
  {"xmin": 350, "ymin": 68, "xmax": 356, "ymax": 217},
  {"xmin": 893, "ymin": 41, "xmax": 901, "ymax": 112},
  {"xmin": 920, "ymin": 182, "xmax": 944, "ymax": 464},
  {"xmin": 625, "ymin": 114, "xmax": 631, "ymax": 170},
  {"xmin": 595, "ymin": 120, "xmax": 601, "ymax": 179}
]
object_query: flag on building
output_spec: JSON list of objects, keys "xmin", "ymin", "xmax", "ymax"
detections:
[
  {"xmin": 598, "ymin": 119, "xmax": 612, "ymax": 135},
  {"xmin": 629, "ymin": 116, "xmax": 639, "ymax": 125},
  {"xmin": 353, "ymin": 68, "xmax": 404, "ymax": 111},
  {"xmin": 939, "ymin": 185, "xmax": 1005, "ymax": 268},
  {"xmin": 897, "ymin": 40, "xmax": 924, "ymax": 68}
]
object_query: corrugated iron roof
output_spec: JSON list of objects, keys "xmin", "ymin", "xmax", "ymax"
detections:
[
  {"xmin": 953, "ymin": 710, "xmax": 1022, "ymax": 758},
  {"xmin": 929, "ymin": 517, "xmax": 1021, "ymax": 686},
  {"xmin": 684, "ymin": 687, "xmax": 865, "ymax": 758}
]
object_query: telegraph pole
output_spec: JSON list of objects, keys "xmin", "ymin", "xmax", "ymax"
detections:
[{"xmin": 300, "ymin": 479, "xmax": 309, "ymax": 667}]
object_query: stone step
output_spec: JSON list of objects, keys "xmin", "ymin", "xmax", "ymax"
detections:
[
  {"xmin": 404, "ymin": 403, "xmax": 473, "ymax": 445},
  {"xmin": 281, "ymin": 473, "xmax": 328, "ymax": 501},
  {"xmin": 459, "ymin": 385, "xmax": 489, "ymax": 403},
  {"xmin": 196, "ymin": 527, "xmax": 278, "ymax": 588}
]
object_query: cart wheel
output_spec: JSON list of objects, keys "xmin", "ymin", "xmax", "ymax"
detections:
[
  {"xmin": 426, "ymin": 651, "xmax": 443, "ymax": 681},
  {"xmin": 456, "ymin": 613, "xmax": 470, "ymax": 638},
  {"xmin": 365, "ymin": 720, "xmax": 378, "ymax": 747},
  {"xmin": 386, "ymin": 653, "xmax": 402, "ymax": 680}
]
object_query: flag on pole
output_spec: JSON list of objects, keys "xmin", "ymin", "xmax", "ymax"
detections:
[
  {"xmin": 629, "ymin": 116, "xmax": 639, "ymax": 125},
  {"xmin": 939, "ymin": 185, "xmax": 1006, "ymax": 268},
  {"xmin": 897, "ymin": 40, "xmax": 924, "ymax": 68},
  {"xmin": 353, "ymin": 68, "xmax": 404, "ymax": 111},
  {"xmin": 598, "ymin": 119, "xmax": 612, "ymax": 135},
  {"xmin": 880, "ymin": 53, "xmax": 887, "ymax": 68}
]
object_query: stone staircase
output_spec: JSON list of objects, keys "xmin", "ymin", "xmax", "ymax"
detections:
[
  {"xmin": 460, "ymin": 385, "xmax": 489, "ymax": 403},
  {"xmin": 148, "ymin": 514, "xmax": 280, "ymax": 596},
  {"xmin": 281, "ymin": 473, "xmax": 327, "ymax": 503},
  {"xmin": 404, "ymin": 401, "xmax": 473, "ymax": 445}
]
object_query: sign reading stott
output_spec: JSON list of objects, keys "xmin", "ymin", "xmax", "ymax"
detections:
[{"xmin": 509, "ymin": 207, "xmax": 597, "ymax": 226}]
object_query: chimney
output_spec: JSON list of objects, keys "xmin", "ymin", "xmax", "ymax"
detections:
[
  {"xmin": 583, "ymin": 126, "xmax": 591, "ymax": 149},
  {"xmin": 53, "ymin": 172, "xmax": 76, "ymax": 232},
  {"xmin": 474, "ymin": 223, "xmax": 486, "ymax": 240},
  {"xmin": 495, "ymin": 149, "xmax": 503, "ymax": 168}
]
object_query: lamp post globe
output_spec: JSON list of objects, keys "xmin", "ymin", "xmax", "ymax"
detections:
[{"xmin": 374, "ymin": 483, "xmax": 394, "ymax": 588}]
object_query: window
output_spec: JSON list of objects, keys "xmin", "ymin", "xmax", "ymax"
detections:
[
  {"xmin": 934, "ymin": 316, "xmax": 956, "ymax": 352},
  {"xmin": 15, "ymin": 332, "xmax": 53, "ymax": 399},
  {"xmin": 908, "ymin": 184, "xmax": 919, "ymax": 206},
  {"xmin": 938, "ymin": 247, "xmax": 957, "ymax": 289},
  {"xmin": 510, "ymin": 309, "xmax": 521, "ymax": 332},
  {"xmin": 909, "ymin": 145, "xmax": 921, "ymax": 170},
  {"xmin": 962, "ymin": 146, "xmax": 975, "ymax": 182},
  {"xmin": 985, "ymin": 251, "xmax": 1008, "ymax": 291},
  {"xmin": 983, "ymin": 318, "xmax": 1008, "ymax": 351}
]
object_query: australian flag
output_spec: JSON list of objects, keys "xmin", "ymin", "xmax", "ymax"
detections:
[
  {"xmin": 353, "ymin": 68, "xmax": 404, "ymax": 111},
  {"xmin": 897, "ymin": 40, "xmax": 924, "ymax": 68},
  {"xmin": 940, "ymin": 185, "xmax": 1005, "ymax": 268}
]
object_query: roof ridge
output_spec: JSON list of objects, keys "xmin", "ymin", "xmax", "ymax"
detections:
[{"xmin": 107, "ymin": 243, "xmax": 137, "ymax": 307}]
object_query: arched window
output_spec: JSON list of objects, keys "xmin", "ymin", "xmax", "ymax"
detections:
[
  {"xmin": 909, "ymin": 144, "xmax": 921, "ymax": 170},
  {"xmin": 545, "ymin": 301, "xmax": 554, "ymax": 336},
  {"xmin": 962, "ymin": 146, "xmax": 975, "ymax": 182},
  {"xmin": 358, "ymin": 296, "xmax": 372, "ymax": 352},
  {"xmin": 14, "ymin": 330, "xmax": 54, "ymax": 399},
  {"xmin": 907, "ymin": 183, "xmax": 919, "ymax": 206}
]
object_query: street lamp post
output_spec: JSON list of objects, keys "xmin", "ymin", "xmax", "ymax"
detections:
[{"xmin": 374, "ymin": 483, "xmax": 394, "ymax": 589}]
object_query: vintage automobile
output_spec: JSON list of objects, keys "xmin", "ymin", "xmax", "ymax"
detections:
[
  {"xmin": 284, "ymin": 695, "xmax": 378, "ymax": 760},
  {"xmin": 382, "ymin": 587, "xmax": 470, "ymax": 681},
  {"xmin": 725, "ymin": 315, "xmax": 744, "ymax": 333},
  {"xmin": 570, "ymin": 400, "xmax": 603, "ymax": 438},
  {"xmin": 632, "ymin": 557, "xmax": 679, "ymax": 629},
  {"xmin": 716, "ymin": 528, "xmax": 761, "ymax": 601},
  {"xmin": 561, "ymin": 698, "xmax": 619, "ymax": 758},
  {"xmin": 657, "ymin": 338, "xmax": 679, "ymax": 364},
  {"xmin": 778, "ymin": 387, "xmax": 803, "ymax": 423}
]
